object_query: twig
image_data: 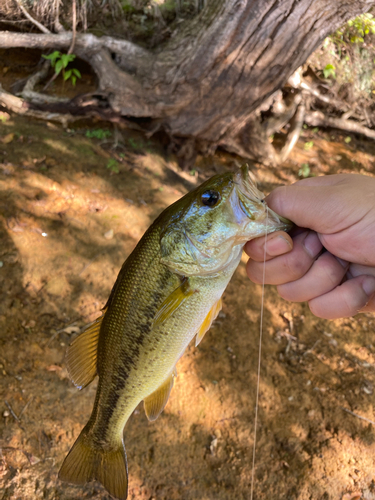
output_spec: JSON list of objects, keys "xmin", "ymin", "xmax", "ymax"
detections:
[
  {"xmin": 79, "ymin": 253, "xmax": 102, "ymax": 276},
  {"xmin": 341, "ymin": 407, "xmax": 375, "ymax": 426},
  {"xmin": 303, "ymin": 339, "xmax": 321, "ymax": 357},
  {"xmin": 18, "ymin": 397, "xmax": 33, "ymax": 420},
  {"xmin": 4, "ymin": 400, "xmax": 20, "ymax": 422},
  {"xmin": 14, "ymin": 0, "xmax": 51, "ymax": 34},
  {"xmin": 68, "ymin": 0, "xmax": 77, "ymax": 55}
]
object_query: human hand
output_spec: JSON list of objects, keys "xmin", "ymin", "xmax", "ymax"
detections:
[{"xmin": 245, "ymin": 174, "xmax": 375, "ymax": 319}]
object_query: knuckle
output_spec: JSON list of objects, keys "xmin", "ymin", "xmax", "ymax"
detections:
[
  {"xmin": 283, "ymin": 252, "xmax": 310, "ymax": 281},
  {"xmin": 246, "ymin": 261, "xmax": 263, "ymax": 284}
]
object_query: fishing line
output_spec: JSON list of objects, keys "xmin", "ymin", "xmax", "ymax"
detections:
[{"xmin": 250, "ymin": 204, "xmax": 268, "ymax": 500}]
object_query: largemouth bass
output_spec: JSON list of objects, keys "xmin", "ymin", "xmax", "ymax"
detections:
[{"xmin": 59, "ymin": 165, "xmax": 291, "ymax": 499}]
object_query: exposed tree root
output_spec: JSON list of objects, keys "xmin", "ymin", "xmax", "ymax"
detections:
[{"xmin": 304, "ymin": 110, "xmax": 375, "ymax": 140}]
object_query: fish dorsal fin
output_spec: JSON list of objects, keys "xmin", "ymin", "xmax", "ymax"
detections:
[
  {"xmin": 143, "ymin": 368, "xmax": 177, "ymax": 421},
  {"xmin": 195, "ymin": 298, "xmax": 222, "ymax": 347},
  {"xmin": 65, "ymin": 315, "xmax": 103, "ymax": 390},
  {"xmin": 152, "ymin": 278, "xmax": 195, "ymax": 329}
]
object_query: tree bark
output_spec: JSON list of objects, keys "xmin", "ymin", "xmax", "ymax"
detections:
[{"xmin": 0, "ymin": 0, "xmax": 374, "ymax": 164}]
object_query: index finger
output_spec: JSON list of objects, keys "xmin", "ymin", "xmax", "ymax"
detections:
[{"xmin": 244, "ymin": 230, "xmax": 293, "ymax": 262}]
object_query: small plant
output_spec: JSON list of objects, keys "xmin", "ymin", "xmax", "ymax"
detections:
[
  {"xmin": 128, "ymin": 138, "xmax": 143, "ymax": 149},
  {"xmin": 346, "ymin": 14, "xmax": 375, "ymax": 43},
  {"xmin": 323, "ymin": 63, "xmax": 336, "ymax": 79},
  {"xmin": 42, "ymin": 51, "xmax": 82, "ymax": 86},
  {"xmin": 304, "ymin": 141, "xmax": 314, "ymax": 151},
  {"xmin": 86, "ymin": 129, "xmax": 112, "ymax": 140},
  {"xmin": 344, "ymin": 136, "xmax": 352, "ymax": 143},
  {"xmin": 107, "ymin": 158, "xmax": 120, "ymax": 174},
  {"xmin": 298, "ymin": 163, "xmax": 311, "ymax": 178}
]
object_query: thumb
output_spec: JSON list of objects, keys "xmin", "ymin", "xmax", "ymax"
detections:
[{"xmin": 265, "ymin": 176, "xmax": 361, "ymax": 234}]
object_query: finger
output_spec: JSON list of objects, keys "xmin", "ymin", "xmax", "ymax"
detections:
[
  {"xmin": 244, "ymin": 231, "xmax": 293, "ymax": 262},
  {"xmin": 246, "ymin": 230, "xmax": 322, "ymax": 285},
  {"xmin": 308, "ymin": 275, "xmax": 375, "ymax": 319},
  {"xmin": 347, "ymin": 263, "xmax": 375, "ymax": 280},
  {"xmin": 265, "ymin": 175, "xmax": 366, "ymax": 234},
  {"xmin": 277, "ymin": 252, "xmax": 348, "ymax": 302}
]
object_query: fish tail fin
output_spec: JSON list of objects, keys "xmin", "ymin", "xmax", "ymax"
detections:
[{"xmin": 59, "ymin": 426, "xmax": 128, "ymax": 500}]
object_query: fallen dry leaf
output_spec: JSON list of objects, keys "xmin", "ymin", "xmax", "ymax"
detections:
[{"xmin": 1, "ymin": 133, "xmax": 14, "ymax": 144}]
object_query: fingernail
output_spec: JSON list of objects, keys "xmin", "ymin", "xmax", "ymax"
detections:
[
  {"xmin": 266, "ymin": 234, "xmax": 292, "ymax": 256},
  {"xmin": 303, "ymin": 231, "xmax": 322, "ymax": 259},
  {"xmin": 362, "ymin": 276, "xmax": 375, "ymax": 297}
]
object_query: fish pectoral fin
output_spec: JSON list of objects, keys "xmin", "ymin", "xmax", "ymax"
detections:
[
  {"xmin": 195, "ymin": 297, "xmax": 222, "ymax": 347},
  {"xmin": 144, "ymin": 368, "xmax": 177, "ymax": 421},
  {"xmin": 65, "ymin": 315, "xmax": 103, "ymax": 390},
  {"xmin": 152, "ymin": 277, "xmax": 195, "ymax": 329}
]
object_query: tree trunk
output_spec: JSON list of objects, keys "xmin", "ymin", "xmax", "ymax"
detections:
[{"xmin": 0, "ymin": 0, "xmax": 374, "ymax": 166}]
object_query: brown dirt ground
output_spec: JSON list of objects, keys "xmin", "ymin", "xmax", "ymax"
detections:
[{"xmin": 0, "ymin": 113, "xmax": 375, "ymax": 500}]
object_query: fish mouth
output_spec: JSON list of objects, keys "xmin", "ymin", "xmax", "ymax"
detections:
[{"xmin": 235, "ymin": 165, "xmax": 293, "ymax": 233}]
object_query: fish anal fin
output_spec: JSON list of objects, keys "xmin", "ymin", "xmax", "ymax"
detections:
[
  {"xmin": 59, "ymin": 425, "xmax": 128, "ymax": 500},
  {"xmin": 144, "ymin": 368, "xmax": 177, "ymax": 422},
  {"xmin": 66, "ymin": 315, "xmax": 103, "ymax": 390},
  {"xmin": 195, "ymin": 297, "xmax": 222, "ymax": 347},
  {"xmin": 152, "ymin": 278, "xmax": 195, "ymax": 329}
]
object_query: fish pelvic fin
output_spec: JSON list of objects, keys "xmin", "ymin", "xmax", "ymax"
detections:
[
  {"xmin": 195, "ymin": 297, "xmax": 222, "ymax": 347},
  {"xmin": 65, "ymin": 315, "xmax": 103, "ymax": 389},
  {"xmin": 59, "ymin": 426, "xmax": 128, "ymax": 500},
  {"xmin": 144, "ymin": 368, "xmax": 177, "ymax": 421}
]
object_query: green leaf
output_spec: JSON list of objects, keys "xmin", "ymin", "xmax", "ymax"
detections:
[
  {"xmin": 323, "ymin": 63, "xmax": 336, "ymax": 79},
  {"xmin": 60, "ymin": 54, "xmax": 71, "ymax": 68},
  {"xmin": 344, "ymin": 136, "xmax": 352, "ymax": 143},
  {"xmin": 55, "ymin": 59, "xmax": 63, "ymax": 75},
  {"xmin": 64, "ymin": 69, "xmax": 72, "ymax": 81},
  {"xmin": 42, "ymin": 51, "xmax": 61, "ymax": 65},
  {"xmin": 71, "ymin": 75, "xmax": 77, "ymax": 86},
  {"xmin": 304, "ymin": 141, "xmax": 314, "ymax": 151},
  {"xmin": 72, "ymin": 68, "xmax": 81, "ymax": 78}
]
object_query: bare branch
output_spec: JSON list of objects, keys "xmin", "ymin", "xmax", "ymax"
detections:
[
  {"xmin": 14, "ymin": 0, "xmax": 51, "ymax": 34},
  {"xmin": 1, "ymin": 84, "xmax": 87, "ymax": 127},
  {"xmin": 23, "ymin": 60, "xmax": 50, "ymax": 93},
  {"xmin": 304, "ymin": 110, "xmax": 375, "ymax": 141}
]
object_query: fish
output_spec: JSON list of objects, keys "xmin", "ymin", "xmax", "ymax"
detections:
[{"xmin": 58, "ymin": 165, "xmax": 292, "ymax": 499}]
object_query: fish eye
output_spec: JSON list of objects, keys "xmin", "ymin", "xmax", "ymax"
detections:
[{"xmin": 201, "ymin": 190, "xmax": 220, "ymax": 207}]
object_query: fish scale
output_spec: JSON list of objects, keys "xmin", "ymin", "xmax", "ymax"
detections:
[{"xmin": 59, "ymin": 165, "xmax": 292, "ymax": 499}]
